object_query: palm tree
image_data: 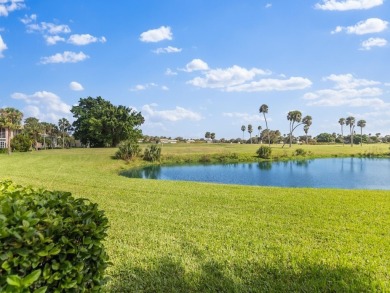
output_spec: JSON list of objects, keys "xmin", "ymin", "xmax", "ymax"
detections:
[
  {"xmin": 58, "ymin": 118, "xmax": 71, "ymax": 149},
  {"xmin": 338, "ymin": 118, "xmax": 345, "ymax": 146},
  {"xmin": 0, "ymin": 107, "xmax": 23, "ymax": 154},
  {"xmin": 205, "ymin": 132, "xmax": 211, "ymax": 139},
  {"xmin": 241, "ymin": 125, "xmax": 246, "ymax": 141},
  {"xmin": 24, "ymin": 117, "xmax": 43, "ymax": 150},
  {"xmin": 257, "ymin": 125, "xmax": 262, "ymax": 144},
  {"xmin": 287, "ymin": 111, "xmax": 312, "ymax": 147},
  {"xmin": 357, "ymin": 119, "xmax": 366, "ymax": 146},
  {"xmin": 247, "ymin": 124, "xmax": 253, "ymax": 144},
  {"xmin": 304, "ymin": 125, "xmax": 310, "ymax": 144},
  {"xmin": 210, "ymin": 133, "xmax": 216, "ymax": 140},
  {"xmin": 259, "ymin": 104, "xmax": 270, "ymax": 146},
  {"xmin": 345, "ymin": 116, "xmax": 355, "ymax": 147}
]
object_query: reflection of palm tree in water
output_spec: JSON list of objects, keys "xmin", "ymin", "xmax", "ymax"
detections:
[{"xmin": 143, "ymin": 166, "xmax": 162, "ymax": 179}]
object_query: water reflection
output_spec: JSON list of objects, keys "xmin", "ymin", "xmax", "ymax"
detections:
[{"xmin": 122, "ymin": 158, "xmax": 390, "ymax": 189}]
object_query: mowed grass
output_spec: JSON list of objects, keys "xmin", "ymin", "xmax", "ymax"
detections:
[{"xmin": 1, "ymin": 145, "xmax": 389, "ymax": 292}]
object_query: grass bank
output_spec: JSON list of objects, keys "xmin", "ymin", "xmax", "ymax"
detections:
[{"xmin": 0, "ymin": 145, "xmax": 389, "ymax": 292}]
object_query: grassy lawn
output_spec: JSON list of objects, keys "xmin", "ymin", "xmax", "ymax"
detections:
[{"xmin": 1, "ymin": 144, "xmax": 389, "ymax": 292}]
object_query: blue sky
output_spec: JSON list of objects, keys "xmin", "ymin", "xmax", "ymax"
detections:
[{"xmin": 1, "ymin": 0, "xmax": 389, "ymax": 139}]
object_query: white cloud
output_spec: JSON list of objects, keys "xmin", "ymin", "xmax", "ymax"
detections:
[
  {"xmin": 142, "ymin": 104, "xmax": 203, "ymax": 122},
  {"xmin": 139, "ymin": 26, "xmax": 172, "ymax": 43},
  {"xmin": 165, "ymin": 68, "xmax": 177, "ymax": 76},
  {"xmin": 20, "ymin": 14, "xmax": 36, "ymax": 24},
  {"xmin": 0, "ymin": 35, "xmax": 7, "ymax": 58},
  {"xmin": 11, "ymin": 91, "xmax": 72, "ymax": 122},
  {"xmin": 153, "ymin": 46, "xmax": 182, "ymax": 54},
  {"xmin": 27, "ymin": 21, "xmax": 71, "ymax": 35},
  {"xmin": 67, "ymin": 34, "xmax": 106, "ymax": 45},
  {"xmin": 187, "ymin": 65, "xmax": 270, "ymax": 88},
  {"xmin": 223, "ymin": 112, "xmax": 264, "ymax": 123},
  {"xmin": 184, "ymin": 59, "xmax": 209, "ymax": 72},
  {"xmin": 265, "ymin": 3, "xmax": 272, "ymax": 8},
  {"xmin": 332, "ymin": 18, "xmax": 388, "ymax": 35},
  {"xmin": 44, "ymin": 35, "xmax": 65, "ymax": 45},
  {"xmin": 69, "ymin": 81, "xmax": 84, "ymax": 91},
  {"xmin": 40, "ymin": 51, "xmax": 89, "ymax": 64},
  {"xmin": 315, "ymin": 0, "xmax": 383, "ymax": 11},
  {"xmin": 161, "ymin": 86, "xmax": 169, "ymax": 91},
  {"xmin": 226, "ymin": 77, "xmax": 312, "ymax": 92},
  {"xmin": 304, "ymin": 73, "xmax": 387, "ymax": 108},
  {"xmin": 324, "ymin": 74, "xmax": 381, "ymax": 89},
  {"xmin": 360, "ymin": 37, "xmax": 387, "ymax": 50},
  {"xmin": 0, "ymin": 0, "xmax": 25, "ymax": 17},
  {"xmin": 130, "ymin": 83, "xmax": 158, "ymax": 91}
]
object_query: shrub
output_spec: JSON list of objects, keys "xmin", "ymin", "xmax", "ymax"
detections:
[
  {"xmin": 256, "ymin": 146, "xmax": 272, "ymax": 159},
  {"xmin": 294, "ymin": 148, "xmax": 307, "ymax": 156},
  {"xmin": 11, "ymin": 134, "xmax": 32, "ymax": 152},
  {"xmin": 115, "ymin": 139, "xmax": 141, "ymax": 161},
  {"xmin": 0, "ymin": 180, "xmax": 109, "ymax": 292},
  {"xmin": 143, "ymin": 145, "xmax": 162, "ymax": 162}
]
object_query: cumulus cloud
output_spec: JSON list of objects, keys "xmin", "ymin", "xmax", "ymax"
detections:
[
  {"xmin": 304, "ymin": 73, "xmax": 386, "ymax": 108},
  {"xmin": 315, "ymin": 0, "xmax": 383, "ymax": 11},
  {"xmin": 27, "ymin": 21, "xmax": 71, "ymax": 35},
  {"xmin": 186, "ymin": 62, "xmax": 310, "ymax": 92},
  {"xmin": 226, "ymin": 77, "xmax": 312, "ymax": 92},
  {"xmin": 184, "ymin": 59, "xmax": 209, "ymax": 72},
  {"xmin": 161, "ymin": 86, "xmax": 169, "ymax": 91},
  {"xmin": 67, "ymin": 34, "xmax": 106, "ymax": 45},
  {"xmin": 44, "ymin": 35, "xmax": 65, "ymax": 45},
  {"xmin": 69, "ymin": 81, "xmax": 84, "ymax": 91},
  {"xmin": 223, "ymin": 112, "xmax": 265, "ymax": 123},
  {"xmin": 332, "ymin": 18, "xmax": 388, "ymax": 35},
  {"xmin": 0, "ymin": 35, "xmax": 7, "ymax": 58},
  {"xmin": 165, "ymin": 68, "xmax": 178, "ymax": 76},
  {"xmin": 153, "ymin": 46, "xmax": 182, "ymax": 54},
  {"xmin": 11, "ymin": 91, "xmax": 72, "ymax": 122},
  {"xmin": 139, "ymin": 26, "xmax": 172, "ymax": 42},
  {"xmin": 142, "ymin": 104, "xmax": 203, "ymax": 122},
  {"xmin": 40, "ymin": 51, "xmax": 89, "ymax": 64},
  {"xmin": 0, "ymin": 0, "xmax": 25, "ymax": 17},
  {"xmin": 130, "ymin": 83, "xmax": 158, "ymax": 91},
  {"xmin": 265, "ymin": 3, "xmax": 272, "ymax": 8},
  {"xmin": 360, "ymin": 37, "xmax": 387, "ymax": 50}
]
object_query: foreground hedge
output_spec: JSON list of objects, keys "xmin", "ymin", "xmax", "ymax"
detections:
[{"xmin": 0, "ymin": 180, "xmax": 109, "ymax": 292}]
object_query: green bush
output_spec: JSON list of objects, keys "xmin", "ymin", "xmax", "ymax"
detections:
[
  {"xmin": 115, "ymin": 139, "xmax": 141, "ymax": 161},
  {"xmin": 143, "ymin": 145, "xmax": 162, "ymax": 162},
  {"xmin": 294, "ymin": 148, "xmax": 307, "ymax": 156},
  {"xmin": 256, "ymin": 146, "xmax": 272, "ymax": 159},
  {"xmin": 11, "ymin": 134, "xmax": 32, "ymax": 152},
  {"xmin": 0, "ymin": 180, "xmax": 109, "ymax": 292}
]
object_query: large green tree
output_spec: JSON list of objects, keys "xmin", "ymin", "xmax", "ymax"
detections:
[
  {"xmin": 241, "ymin": 125, "xmax": 246, "ymax": 140},
  {"xmin": 71, "ymin": 96, "xmax": 144, "ymax": 147},
  {"xmin": 259, "ymin": 104, "xmax": 270, "ymax": 146},
  {"xmin": 357, "ymin": 119, "xmax": 366, "ymax": 147},
  {"xmin": 0, "ymin": 107, "xmax": 23, "ymax": 154}
]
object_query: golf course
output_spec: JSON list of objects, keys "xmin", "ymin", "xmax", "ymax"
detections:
[{"xmin": 1, "ymin": 144, "xmax": 389, "ymax": 292}]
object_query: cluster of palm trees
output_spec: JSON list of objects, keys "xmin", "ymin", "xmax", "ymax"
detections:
[
  {"xmin": 338, "ymin": 117, "xmax": 367, "ymax": 147},
  {"xmin": 241, "ymin": 104, "xmax": 312, "ymax": 147},
  {"xmin": 0, "ymin": 107, "xmax": 73, "ymax": 154}
]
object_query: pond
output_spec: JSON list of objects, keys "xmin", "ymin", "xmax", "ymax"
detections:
[{"xmin": 122, "ymin": 158, "xmax": 390, "ymax": 190}]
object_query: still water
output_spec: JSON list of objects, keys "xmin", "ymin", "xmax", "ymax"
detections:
[{"xmin": 122, "ymin": 158, "xmax": 390, "ymax": 189}]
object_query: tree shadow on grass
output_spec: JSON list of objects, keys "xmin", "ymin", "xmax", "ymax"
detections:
[{"xmin": 106, "ymin": 257, "xmax": 380, "ymax": 292}]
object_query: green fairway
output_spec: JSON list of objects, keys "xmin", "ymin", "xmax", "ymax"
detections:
[{"xmin": 1, "ymin": 145, "xmax": 389, "ymax": 292}]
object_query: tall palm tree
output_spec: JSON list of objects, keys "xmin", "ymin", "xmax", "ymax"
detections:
[
  {"xmin": 210, "ymin": 133, "xmax": 216, "ymax": 140},
  {"xmin": 357, "ymin": 119, "xmax": 366, "ymax": 146},
  {"xmin": 257, "ymin": 125, "xmax": 262, "ymax": 144},
  {"xmin": 259, "ymin": 104, "xmax": 270, "ymax": 146},
  {"xmin": 302, "ymin": 115, "xmax": 312, "ymax": 145},
  {"xmin": 24, "ymin": 117, "xmax": 43, "ymax": 150},
  {"xmin": 338, "ymin": 118, "xmax": 345, "ymax": 146},
  {"xmin": 241, "ymin": 125, "xmax": 246, "ymax": 141},
  {"xmin": 247, "ymin": 124, "xmax": 253, "ymax": 144},
  {"xmin": 345, "ymin": 116, "xmax": 355, "ymax": 147},
  {"xmin": 304, "ymin": 124, "xmax": 310, "ymax": 144},
  {"xmin": 58, "ymin": 118, "xmax": 71, "ymax": 149},
  {"xmin": 0, "ymin": 107, "xmax": 23, "ymax": 154}
]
